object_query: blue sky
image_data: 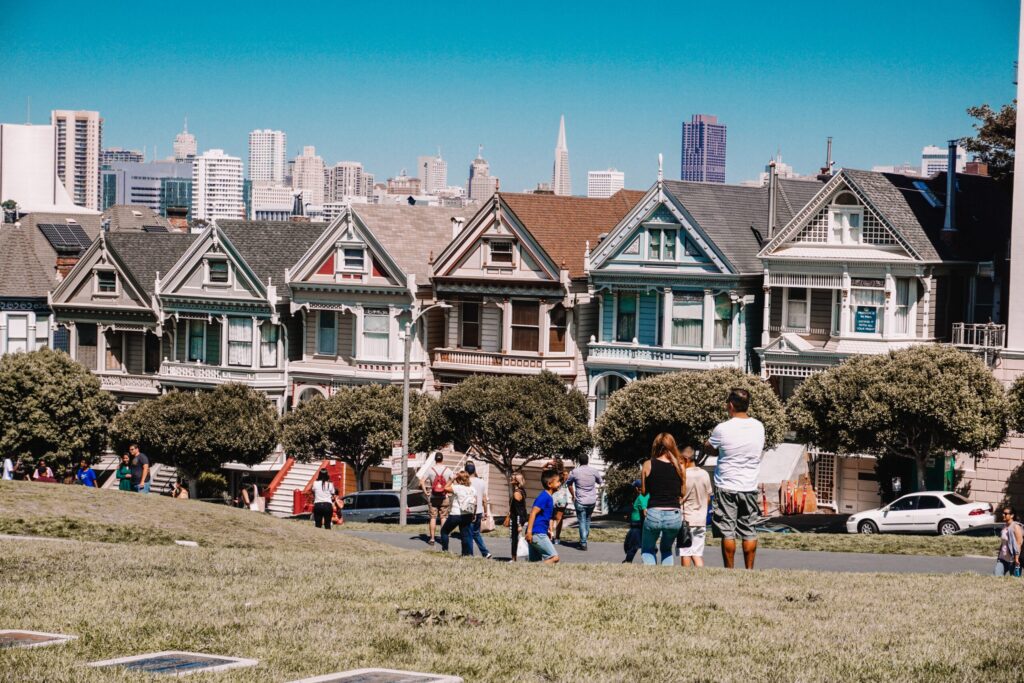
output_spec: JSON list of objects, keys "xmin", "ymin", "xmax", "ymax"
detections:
[{"xmin": 3, "ymin": 1, "xmax": 1018, "ymax": 193}]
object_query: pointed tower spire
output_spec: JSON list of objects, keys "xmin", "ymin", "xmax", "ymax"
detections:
[{"xmin": 552, "ymin": 115, "xmax": 571, "ymax": 196}]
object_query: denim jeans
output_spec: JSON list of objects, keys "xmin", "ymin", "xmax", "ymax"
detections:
[
  {"xmin": 642, "ymin": 508, "xmax": 682, "ymax": 565},
  {"xmin": 574, "ymin": 502, "xmax": 595, "ymax": 545},
  {"xmin": 995, "ymin": 559, "xmax": 1019, "ymax": 576},
  {"xmin": 468, "ymin": 513, "xmax": 490, "ymax": 556},
  {"xmin": 623, "ymin": 524, "xmax": 642, "ymax": 563},
  {"xmin": 135, "ymin": 481, "xmax": 150, "ymax": 494},
  {"xmin": 528, "ymin": 532, "xmax": 557, "ymax": 562},
  {"xmin": 440, "ymin": 513, "xmax": 474, "ymax": 555}
]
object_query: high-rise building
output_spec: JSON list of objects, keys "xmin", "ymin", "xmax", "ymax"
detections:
[
  {"xmin": 0, "ymin": 123, "xmax": 84, "ymax": 213},
  {"xmin": 51, "ymin": 109, "xmax": 103, "ymax": 210},
  {"xmin": 191, "ymin": 149, "xmax": 244, "ymax": 221},
  {"xmin": 681, "ymin": 114, "xmax": 727, "ymax": 183},
  {"xmin": 100, "ymin": 148, "xmax": 144, "ymax": 165},
  {"xmin": 291, "ymin": 146, "xmax": 325, "ymax": 206},
  {"xmin": 587, "ymin": 169, "xmax": 625, "ymax": 198},
  {"xmin": 248, "ymin": 129, "xmax": 287, "ymax": 185},
  {"xmin": 552, "ymin": 115, "xmax": 571, "ymax": 196},
  {"xmin": 921, "ymin": 144, "xmax": 966, "ymax": 177},
  {"xmin": 386, "ymin": 170, "xmax": 422, "ymax": 196},
  {"xmin": 251, "ymin": 185, "xmax": 294, "ymax": 220},
  {"xmin": 325, "ymin": 161, "xmax": 372, "ymax": 202},
  {"xmin": 100, "ymin": 160, "xmax": 193, "ymax": 212},
  {"xmin": 173, "ymin": 119, "xmax": 197, "ymax": 162},
  {"xmin": 417, "ymin": 152, "xmax": 448, "ymax": 195},
  {"xmin": 467, "ymin": 146, "xmax": 498, "ymax": 201}
]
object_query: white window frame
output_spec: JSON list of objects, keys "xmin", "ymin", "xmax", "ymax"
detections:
[
  {"xmin": 485, "ymin": 239, "xmax": 516, "ymax": 267},
  {"xmin": 848, "ymin": 287, "xmax": 885, "ymax": 337},
  {"xmin": 204, "ymin": 256, "xmax": 232, "ymax": 287},
  {"xmin": 362, "ymin": 307, "xmax": 390, "ymax": 360},
  {"xmin": 829, "ymin": 194, "xmax": 865, "ymax": 245},
  {"xmin": 670, "ymin": 292, "xmax": 703, "ymax": 348},
  {"xmin": 186, "ymin": 320, "xmax": 206, "ymax": 363},
  {"xmin": 5, "ymin": 314, "xmax": 30, "ymax": 354},
  {"xmin": 260, "ymin": 323, "xmax": 279, "ymax": 367},
  {"xmin": 227, "ymin": 317, "xmax": 253, "ymax": 367},
  {"xmin": 781, "ymin": 287, "xmax": 810, "ymax": 332},
  {"xmin": 93, "ymin": 268, "xmax": 120, "ymax": 297},
  {"xmin": 510, "ymin": 299, "xmax": 541, "ymax": 353},
  {"xmin": 316, "ymin": 311, "xmax": 337, "ymax": 356},
  {"xmin": 337, "ymin": 245, "xmax": 366, "ymax": 274},
  {"xmin": 646, "ymin": 228, "xmax": 678, "ymax": 262},
  {"xmin": 459, "ymin": 301, "xmax": 482, "ymax": 349},
  {"xmin": 615, "ymin": 293, "xmax": 638, "ymax": 343}
]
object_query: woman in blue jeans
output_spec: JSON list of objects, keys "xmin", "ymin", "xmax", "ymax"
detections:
[{"xmin": 640, "ymin": 433, "xmax": 687, "ymax": 565}]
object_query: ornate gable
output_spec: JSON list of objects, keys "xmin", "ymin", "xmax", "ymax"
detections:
[
  {"xmin": 289, "ymin": 210, "xmax": 406, "ymax": 291},
  {"xmin": 50, "ymin": 236, "xmax": 151, "ymax": 311},
  {"xmin": 159, "ymin": 226, "xmax": 266, "ymax": 304}
]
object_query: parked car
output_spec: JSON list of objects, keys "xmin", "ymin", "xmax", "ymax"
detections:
[
  {"xmin": 845, "ymin": 492, "xmax": 994, "ymax": 535},
  {"xmin": 953, "ymin": 523, "xmax": 1004, "ymax": 538},
  {"xmin": 339, "ymin": 491, "xmax": 430, "ymax": 523},
  {"xmin": 753, "ymin": 518, "xmax": 800, "ymax": 534}
]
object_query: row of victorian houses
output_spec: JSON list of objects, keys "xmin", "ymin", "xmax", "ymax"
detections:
[{"xmin": 0, "ymin": 155, "xmax": 1014, "ymax": 514}]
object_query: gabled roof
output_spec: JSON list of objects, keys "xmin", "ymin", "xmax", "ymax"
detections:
[
  {"xmin": 500, "ymin": 190, "xmax": 645, "ymax": 278},
  {"xmin": 350, "ymin": 205, "xmax": 466, "ymax": 283},
  {"xmin": 104, "ymin": 232, "xmax": 198, "ymax": 295},
  {"xmin": 0, "ymin": 212, "xmax": 103, "ymax": 299},
  {"xmin": 662, "ymin": 178, "xmax": 823, "ymax": 273},
  {"xmin": 217, "ymin": 220, "xmax": 329, "ymax": 297},
  {"xmin": 103, "ymin": 205, "xmax": 177, "ymax": 233}
]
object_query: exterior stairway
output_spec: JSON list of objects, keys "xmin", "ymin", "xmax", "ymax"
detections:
[
  {"xmin": 265, "ymin": 460, "xmax": 323, "ymax": 517},
  {"xmin": 147, "ymin": 464, "xmax": 178, "ymax": 495}
]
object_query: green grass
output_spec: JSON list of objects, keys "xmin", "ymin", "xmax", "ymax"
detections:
[{"xmin": 1, "ymin": 480, "xmax": 1021, "ymax": 683}]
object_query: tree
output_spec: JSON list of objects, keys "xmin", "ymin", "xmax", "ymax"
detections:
[
  {"xmin": 1009, "ymin": 374, "xmax": 1024, "ymax": 434},
  {"xmin": 280, "ymin": 384, "xmax": 436, "ymax": 490},
  {"xmin": 0, "ymin": 348, "xmax": 117, "ymax": 475},
  {"xmin": 961, "ymin": 101, "xmax": 1015, "ymax": 182},
  {"xmin": 110, "ymin": 383, "xmax": 279, "ymax": 484},
  {"xmin": 788, "ymin": 345, "xmax": 1010, "ymax": 492},
  {"xmin": 594, "ymin": 368, "xmax": 786, "ymax": 470},
  {"xmin": 427, "ymin": 371, "xmax": 592, "ymax": 479}
]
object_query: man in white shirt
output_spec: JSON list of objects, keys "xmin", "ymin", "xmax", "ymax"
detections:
[
  {"xmin": 465, "ymin": 462, "xmax": 492, "ymax": 559},
  {"xmin": 2, "ymin": 456, "xmax": 14, "ymax": 481},
  {"xmin": 703, "ymin": 388, "xmax": 765, "ymax": 569}
]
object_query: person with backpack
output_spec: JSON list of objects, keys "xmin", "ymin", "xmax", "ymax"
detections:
[
  {"xmin": 995, "ymin": 506, "xmax": 1023, "ymax": 576},
  {"xmin": 439, "ymin": 471, "xmax": 476, "ymax": 556},
  {"xmin": 421, "ymin": 452, "xmax": 453, "ymax": 547}
]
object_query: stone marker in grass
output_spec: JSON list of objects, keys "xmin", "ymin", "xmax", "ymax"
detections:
[
  {"xmin": 0, "ymin": 630, "xmax": 76, "ymax": 649},
  {"xmin": 174, "ymin": 540, "xmax": 199, "ymax": 547},
  {"xmin": 286, "ymin": 669, "xmax": 463, "ymax": 683},
  {"xmin": 88, "ymin": 651, "xmax": 257, "ymax": 676}
]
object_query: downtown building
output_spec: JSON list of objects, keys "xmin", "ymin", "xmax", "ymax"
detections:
[
  {"xmin": 173, "ymin": 120, "xmax": 197, "ymax": 162},
  {"xmin": 248, "ymin": 129, "xmax": 287, "ymax": 185},
  {"xmin": 552, "ymin": 115, "xmax": 571, "ymax": 196},
  {"xmin": 101, "ymin": 160, "xmax": 193, "ymax": 218},
  {"xmin": 587, "ymin": 169, "xmax": 625, "ymax": 198},
  {"xmin": 680, "ymin": 113, "xmax": 726, "ymax": 183},
  {"xmin": 325, "ymin": 161, "xmax": 374, "ymax": 202},
  {"xmin": 52, "ymin": 110, "xmax": 103, "ymax": 210},
  {"xmin": 292, "ymin": 146, "xmax": 325, "ymax": 207},
  {"xmin": 417, "ymin": 153, "xmax": 447, "ymax": 195},
  {"xmin": 191, "ymin": 149, "xmax": 244, "ymax": 221},
  {"xmin": 466, "ymin": 147, "xmax": 498, "ymax": 201}
]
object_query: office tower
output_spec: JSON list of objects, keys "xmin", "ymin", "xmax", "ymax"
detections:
[
  {"xmin": 386, "ymin": 170, "xmax": 422, "ymax": 195},
  {"xmin": 191, "ymin": 149, "xmax": 244, "ymax": 221},
  {"xmin": 291, "ymin": 146, "xmax": 325, "ymax": 206},
  {"xmin": 0, "ymin": 123, "xmax": 83, "ymax": 213},
  {"xmin": 552, "ymin": 115, "xmax": 571, "ymax": 196},
  {"xmin": 173, "ymin": 119, "xmax": 197, "ymax": 162},
  {"xmin": 325, "ymin": 161, "xmax": 372, "ymax": 201},
  {"xmin": 248, "ymin": 129, "xmax": 287, "ymax": 184},
  {"xmin": 51, "ymin": 109, "xmax": 103, "ymax": 210},
  {"xmin": 587, "ymin": 169, "xmax": 625, "ymax": 198},
  {"xmin": 467, "ymin": 146, "xmax": 499, "ymax": 201},
  {"xmin": 100, "ymin": 160, "xmax": 193, "ymax": 212},
  {"xmin": 251, "ymin": 185, "xmax": 294, "ymax": 220},
  {"xmin": 100, "ymin": 148, "xmax": 144, "ymax": 165},
  {"xmin": 921, "ymin": 144, "xmax": 966, "ymax": 177},
  {"xmin": 417, "ymin": 152, "xmax": 448, "ymax": 195},
  {"xmin": 681, "ymin": 114, "xmax": 727, "ymax": 183}
]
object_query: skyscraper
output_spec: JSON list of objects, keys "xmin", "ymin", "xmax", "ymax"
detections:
[
  {"xmin": 248, "ymin": 129, "xmax": 287, "ymax": 185},
  {"xmin": 292, "ymin": 146, "xmax": 325, "ymax": 206},
  {"xmin": 51, "ymin": 109, "xmax": 103, "ymax": 210},
  {"xmin": 921, "ymin": 144, "xmax": 966, "ymax": 177},
  {"xmin": 173, "ymin": 119, "xmax": 197, "ymax": 162},
  {"xmin": 552, "ymin": 115, "xmax": 571, "ymax": 196},
  {"xmin": 100, "ymin": 148, "xmax": 144, "ymax": 165},
  {"xmin": 192, "ymin": 149, "xmax": 244, "ymax": 221},
  {"xmin": 467, "ymin": 146, "xmax": 498, "ymax": 201},
  {"xmin": 587, "ymin": 169, "xmax": 625, "ymax": 198},
  {"xmin": 417, "ymin": 152, "xmax": 447, "ymax": 195},
  {"xmin": 680, "ymin": 114, "xmax": 727, "ymax": 183},
  {"xmin": 325, "ymin": 161, "xmax": 372, "ymax": 202}
]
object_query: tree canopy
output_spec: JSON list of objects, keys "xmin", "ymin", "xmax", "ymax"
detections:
[
  {"xmin": 1009, "ymin": 374, "xmax": 1024, "ymax": 434},
  {"xmin": 280, "ymin": 384, "xmax": 435, "ymax": 490},
  {"xmin": 427, "ymin": 371, "xmax": 592, "ymax": 476},
  {"xmin": 788, "ymin": 345, "xmax": 1010, "ymax": 490},
  {"xmin": 110, "ymin": 383, "xmax": 279, "ymax": 479},
  {"xmin": 0, "ymin": 348, "xmax": 117, "ymax": 474},
  {"xmin": 961, "ymin": 101, "xmax": 1015, "ymax": 182},
  {"xmin": 594, "ymin": 368, "xmax": 785, "ymax": 469}
]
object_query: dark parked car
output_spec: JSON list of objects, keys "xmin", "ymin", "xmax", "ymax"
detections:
[{"xmin": 339, "ymin": 491, "xmax": 429, "ymax": 523}]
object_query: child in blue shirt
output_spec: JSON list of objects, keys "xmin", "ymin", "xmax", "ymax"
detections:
[
  {"xmin": 525, "ymin": 469, "xmax": 562, "ymax": 564},
  {"xmin": 75, "ymin": 459, "xmax": 97, "ymax": 488}
]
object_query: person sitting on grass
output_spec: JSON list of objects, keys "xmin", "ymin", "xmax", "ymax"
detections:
[
  {"xmin": 115, "ymin": 453, "xmax": 133, "ymax": 491},
  {"xmin": 526, "ymin": 469, "xmax": 561, "ymax": 564},
  {"xmin": 171, "ymin": 480, "xmax": 190, "ymax": 499},
  {"xmin": 440, "ymin": 471, "xmax": 476, "ymax": 556},
  {"xmin": 623, "ymin": 479, "xmax": 647, "ymax": 564},
  {"xmin": 75, "ymin": 459, "xmax": 97, "ymax": 488},
  {"xmin": 32, "ymin": 460, "xmax": 55, "ymax": 483}
]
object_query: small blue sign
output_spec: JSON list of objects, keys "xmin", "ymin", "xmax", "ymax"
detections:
[{"xmin": 854, "ymin": 306, "xmax": 878, "ymax": 333}]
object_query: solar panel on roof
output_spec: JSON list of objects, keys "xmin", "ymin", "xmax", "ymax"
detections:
[
  {"xmin": 37, "ymin": 223, "xmax": 93, "ymax": 254},
  {"xmin": 142, "ymin": 225, "xmax": 169, "ymax": 233}
]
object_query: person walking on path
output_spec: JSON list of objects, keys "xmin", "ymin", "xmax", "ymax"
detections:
[
  {"xmin": 679, "ymin": 446, "xmax": 711, "ymax": 568},
  {"xmin": 465, "ymin": 462, "xmax": 493, "ymax": 558},
  {"xmin": 640, "ymin": 433, "xmax": 686, "ymax": 566},
  {"xmin": 506, "ymin": 473, "xmax": 529, "ymax": 562},
  {"xmin": 439, "ymin": 471, "xmax": 476, "ymax": 556},
  {"xmin": 526, "ymin": 469, "xmax": 561, "ymax": 564},
  {"xmin": 704, "ymin": 388, "xmax": 766, "ymax": 570},
  {"xmin": 311, "ymin": 469, "xmax": 337, "ymax": 529},
  {"xmin": 115, "ymin": 454, "xmax": 133, "ymax": 491},
  {"xmin": 128, "ymin": 443, "xmax": 150, "ymax": 493},
  {"xmin": 421, "ymin": 452, "xmax": 453, "ymax": 547},
  {"xmin": 545, "ymin": 458, "xmax": 571, "ymax": 544},
  {"xmin": 623, "ymin": 479, "xmax": 648, "ymax": 563},
  {"xmin": 995, "ymin": 506, "xmax": 1023, "ymax": 576},
  {"xmin": 567, "ymin": 454, "xmax": 603, "ymax": 551},
  {"xmin": 75, "ymin": 459, "xmax": 98, "ymax": 488}
]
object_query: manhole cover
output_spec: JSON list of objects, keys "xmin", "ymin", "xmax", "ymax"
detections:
[
  {"xmin": 89, "ymin": 651, "xmax": 258, "ymax": 676},
  {"xmin": 287, "ymin": 669, "xmax": 463, "ymax": 683},
  {"xmin": 0, "ymin": 630, "xmax": 76, "ymax": 649}
]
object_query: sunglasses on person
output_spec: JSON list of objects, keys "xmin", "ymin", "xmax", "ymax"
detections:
[{"xmin": 1003, "ymin": 511, "xmax": 1014, "ymax": 517}]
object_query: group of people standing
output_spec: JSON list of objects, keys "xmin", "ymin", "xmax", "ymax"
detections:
[
  {"xmin": 421, "ymin": 455, "xmax": 493, "ymax": 557},
  {"xmin": 2, "ymin": 444, "xmax": 152, "ymax": 493}
]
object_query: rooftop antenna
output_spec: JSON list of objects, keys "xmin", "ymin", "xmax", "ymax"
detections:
[
  {"xmin": 478, "ymin": 144, "xmax": 483, "ymax": 159},
  {"xmin": 817, "ymin": 137, "xmax": 835, "ymax": 180},
  {"xmin": 437, "ymin": 145, "xmax": 442, "ymax": 159}
]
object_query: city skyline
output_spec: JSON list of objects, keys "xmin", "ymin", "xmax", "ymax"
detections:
[{"xmin": 2, "ymin": 1, "xmax": 1018, "ymax": 194}]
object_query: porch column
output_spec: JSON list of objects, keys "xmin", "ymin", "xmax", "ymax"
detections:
[
  {"xmin": 98, "ymin": 326, "xmax": 107, "ymax": 371},
  {"xmin": 839, "ymin": 270, "xmax": 851, "ymax": 336},
  {"xmin": 27, "ymin": 320, "xmax": 37, "ymax": 350},
  {"xmin": 702, "ymin": 289, "xmax": 714, "ymax": 351},
  {"xmin": 69, "ymin": 323, "xmax": 78, "ymax": 361},
  {"xmin": 501, "ymin": 298, "xmax": 511, "ymax": 353},
  {"xmin": 540, "ymin": 301, "xmax": 551, "ymax": 354},
  {"xmin": 389, "ymin": 306, "xmax": 401, "ymax": 362},
  {"xmin": 251, "ymin": 316, "xmax": 259, "ymax": 369},
  {"xmin": 661, "ymin": 288, "xmax": 673, "ymax": 347},
  {"xmin": 0, "ymin": 315, "xmax": 7, "ymax": 354},
  {"xmin": 611, "ymin": 292, "xmax": 619, "ymax": 341},
  {"xmin": 597, "ymin": 293, "xmax": 604, "ymax": 343},
  {"xmin": 220, "ymin": 315, "xmax": 229, "ymax": 367},
  {"xmin": 920, "ymin": 275, "xmax": 932, "ymax": 339},
  {"xmin": 353, "ymin": 307, "xmax": 363, "ymax": 359},
  {"xmin": 761, "ymin": 269, "xmax": 771, "ymax": 346},
  {"xmin": 883, "ymin": 270, "xmax": 895, "ymax": 339}
]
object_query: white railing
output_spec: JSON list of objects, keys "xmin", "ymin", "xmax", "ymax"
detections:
[
  {"xmin": 354, "ymin": 359, "xmax": 409, "ymax": 373},
  {"xmin": 588, "ymin": 342, "xmax": 738, "ymax": 365},
  {"xmin": 951, "ymin": 322, "xmax": 1005, "ymax": 349},
  {"xmin": 159, "ymin": 361, "xmax": 285, "ymax": 383},
  {"xmin": 98, "ymin": 373, "xmax": 161, "ymax": 391},
  {"xmin": 432, "ymin": 348, "xmax": 573, "ymax": 372},
  {"xmin": 767, "ymin": 273, "xmax": 843, "ymax": 289}
]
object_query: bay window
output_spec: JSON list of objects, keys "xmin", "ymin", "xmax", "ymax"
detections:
[
  {"xmin": 460, "ymin": 302, "xmax": 481, "ymax": 349},
  {"xmin": 615, "ymin": 295, "xmax": 636, "ymax": 343},
  {"xmin": 511, "ymin": 301, "xmax": 540, "ymax": 352},
  {"xmin": 5, "ymin": 315, "xmax": 28, "ymax": 353},
  {"xmin": 714, "ymin": 294, "xmax": 733, "ymax": 348},
  {"xmin": 363, "ymin": 308, "xmax": 390, "ymax": 359},
  {"xmin": 672, "ymin": 294, "xmax": 703, "ymax": 347},
  {"xmin": 260, "ymin": 323, "xmax": 278, "ymax": 367},
  {"xmin": 228, "ymin": 318, "xmax": 253, "ymax": 366},
  {"xmin": 317, "ymin": 311, "xmax": 336, "ymax": 355},
  {"xmin": 785, "ymin": 288, "xmax": 809, "ymax": 329},
  {"xmin": 850, "ymin": 288, "xmax": 884, "ymax": 335},
  {"xmin": 548, "ymin": 304, "xmax": 567, "ymax": 353}
]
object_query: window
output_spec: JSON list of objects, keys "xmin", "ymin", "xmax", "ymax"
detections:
[
  {"xmin": 363, "ymin": 308, "xmax": 390, "ymax": 359},
  {"xmin": 714, "ymin": 293, "xmax": 733, "ymax": 348},
  {"xmin": 829, "ymin": 194, "xmax": 864, "ymax": 244},
  {"xmin": 96, "ymin": 270, "xmax": 117, "ymax": 294},
  {"xmin": 228, "ymin": 318, "xmax": 252, "ymax": 366},
  {"xmin": 317, "ymin": 311, "xmax": 336, "ymax": 355},
  {"xmin": 917, "ymin": 496, "xmax": 944, "ymax": 510},
  {"xmin": 188, "ymin": 321, "xmax": 205, "ymax": 361},
  {"xmin": 460, "ymin": 302, "xmax": 481, "ymax": 349},
  {"xmin": 105, "ymin": 331, "xmax": 123, "ymax": 371},
  {"xmin": 648, "ymin": 230, "xmax": 661, "ymax": 259},
  {"xmin": 35, "ymin": 318, "xmax": 49, "ymax": 350},
  {"xmin": 647, "ymin": 229, "xmax": 677, "ymax": 261},
  {"xmin": 831, "ymin": 290, "xmax": 841, "ymax": 336},
  {"xmin": 973, "ymin": 276, "xmax": 995, "ymax": 324},
  {"xmin": 489, "ymin": 240, "xmax": 513, "ymax": 264},
  {"xmin": 785, "ymin": 288, "xmax": 808, "ymax": 329},
  {"xmin": 894, "ymin": 279, "xmax": 911, "ymax": 335},
  {"xmin": 511, "ymin": 301, "xmax": 540, "ymax": 352},
  {"xmin": 548, "ymin": 304, "xmax": 567, "ymax": 353},
  {"xmin": 615, "ymin": 295, "xmax": 636, "ymax": 343},
  {"xmin": 671, "ymin": 294, "xmax": 702, "ymax": 347},
  {"xmin": 260, "ymin": 324, "xmax": 278, "ymax": 367},
  {"xmin": 209, "ymin": 260, "xmax": 229, "ymax": 284},
  {"xmin": 850, "ymin": 288, "xmax": 884, "ymax": 334},
  {"xmin": 78, "ymin": 324, "xmax": 97, "ymax": 347},
  {"xmin": 341, "ymin": 248, "xmax": 364, "ymax": 271},
  {"xmin": 663, "ymin": 230, "xmax": 676, "ymax": 260},
  {"xmin": 5, "ymin": 315, "xmax": 28, "ymax": 353},
  {"xmin": 888, "ymin": 496, "xmax": 918, "ymax": 512},
  {"xmin": 944, "ymin": 493, "xmax": 970, "ymax": 506}
]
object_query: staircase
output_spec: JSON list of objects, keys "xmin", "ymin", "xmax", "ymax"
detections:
[
  {"xmin": 148, "ymin": 464, "xmax": 178, "ymax": 495},
  {"xmin": 265, "ymin": 460, "xmax": 324, "ymax": 517}
]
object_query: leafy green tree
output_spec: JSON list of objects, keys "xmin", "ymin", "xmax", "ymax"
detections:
[
  {"xmin": 961, "ymin": 101, "xmax": 1015, "ymax": 182},
  {"xmin": 110, "ymin": 383, "xmax": 279, "ymax": 484},
  {"xmin": 280, "ymin": 384, "xmax": 436, "ymax": 490},
  {"xmin": 0, "ymin": 348, "xmax": 117, "ymax": 475},
  {"xmin": 594, "ymin": 368, "xmax": 785, "ymax": 469},
  {"xmin": 788, "ymin": 345, "xmax": 1009, "ymax": 492},
  {"xmin": 427, "ymin": 371, "xmax": 592, "ymax": 479},
  {"xmin": 1009, "ymin": 374, "xmax": 1024, "ymax": 434}
]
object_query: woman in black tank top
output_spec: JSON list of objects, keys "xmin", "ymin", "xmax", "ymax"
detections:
[{"xmin": 640, "ymin": 433, "xmax": 687, "ymax": 565}]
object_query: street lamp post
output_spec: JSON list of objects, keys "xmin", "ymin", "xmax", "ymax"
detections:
[{"xmin": 399, "ymin": 302, "xmax": 449, "ymax": 526}]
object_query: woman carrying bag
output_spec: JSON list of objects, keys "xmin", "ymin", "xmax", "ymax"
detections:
[
  {"xmin": 505, "ymin": 473, "xmax": 529, "ymax": 561},
  {"xmin": 640, "ymin": 433, "xmax": 687, "ymax": 566}
]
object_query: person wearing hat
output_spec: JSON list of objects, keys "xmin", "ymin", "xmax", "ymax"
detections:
[
  {"xmin": 623, "ymin": 478, "xmax": 649, "ymax": 563},
  {"xmin": 464, "ymin": 462, "xmax": 493, "ymax": 559}
]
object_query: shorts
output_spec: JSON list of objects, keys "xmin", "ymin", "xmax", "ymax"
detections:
[
  {"xmin": 428, "ymin": 495, "xmax": 450, "ymax": 521},
  {"xmin": 679, "ymin": 526, "xmax": 707, "ymax": 557},
  {"xmin": 712, "ymin": 489, "xmax": 760, "ymax": 540},
  {"xmin": 528, "ymin": 532, "xmax": 558, "ymax": 562}
]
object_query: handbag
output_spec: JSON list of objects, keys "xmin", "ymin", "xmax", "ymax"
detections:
[
  {"xmin": 481, "ymin": 506, "xmax": 495, "ymax": 532},
  {"xmin": 676, "ymin": 519, "xmax": 693, "ymax": 549},
  {"xmin": 516, "ymin": 534, "xmax": 530, "ymax": 559}
]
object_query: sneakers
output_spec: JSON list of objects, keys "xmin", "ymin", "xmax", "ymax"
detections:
[
  {"xmin": 427, "ymin": 538, "xmax": 435, "ymax": 546},
  {"xmin": 580, "ymin": 543, "xmax": 588, "ymax": 551},
  {"xmin": 553, "ymin": 538, "xmax": 560, "ymax": 546},
  {"xmin": 485, "ymin": 553, "xmax": 493, "ymax": 559}
]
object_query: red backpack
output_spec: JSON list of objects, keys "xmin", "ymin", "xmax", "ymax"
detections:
[{"xmin": 430, "ymin": 467, "xmax": 448, "ymax": 495}]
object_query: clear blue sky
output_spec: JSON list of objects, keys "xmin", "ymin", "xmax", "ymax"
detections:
[{"xmin": 2, "ymin": 1, "xmax": 1018, "ymax": 194}]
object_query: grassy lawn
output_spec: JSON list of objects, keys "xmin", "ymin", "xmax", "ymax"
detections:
[{"xmin": 1, "ymin": 481, "xmax": 1021, "ymax": 683}]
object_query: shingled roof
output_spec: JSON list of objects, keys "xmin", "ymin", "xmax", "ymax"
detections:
[
  {"xmin": 352, "ymin": 205, "xmax": 466, "ymax": 283},
  {"xmin": 105, "ymin": 232, "xmax": 198, "ymax": 295},
  {"xmin": 0, "ymin": 212, "xmax": 103, "ymax": 298},
  {"xmin": 103, "ymin": 205, "xmax": 176, "ymax": 233},
  {"xmin": 500, "ymin": 189, "xmax": 645, "ymax": 278},
  {"xmin": 217, "ymin": 220, "xmax": 329, "ymax": 297}
]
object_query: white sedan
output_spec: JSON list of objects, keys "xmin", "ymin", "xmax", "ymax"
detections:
[{"xmin": 846, "ymin": 492, "xmax": 994, "ymax": 536}]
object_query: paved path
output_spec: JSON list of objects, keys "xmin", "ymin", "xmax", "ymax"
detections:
[{"xmin": 347, "ymin": 531, "xmax": 994, "ymax": 575}]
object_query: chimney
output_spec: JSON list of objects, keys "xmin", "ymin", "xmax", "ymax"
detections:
[
  {"xmin": 965, "ymin": 161, "xmax": 989, "ymax": 177},
  {"xmin": 766, "ymin": 160, "xmax": 778, "ymax": 239},
  {"xmin": 942, "ymin": 139, "xmax": 958, "ymax": 234},
  {"xmin": 451, "ymin": 216, "xmax": 465, "ymax": 238},
  {"xmin": 817, "ymin": 137, "xmax": 834, "ymax": 181},
  {"xmin": 56, "ymin": 255, "xmax": 80, "ymax": 280}
]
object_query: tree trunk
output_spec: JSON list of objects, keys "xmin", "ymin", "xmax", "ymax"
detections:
[
  {"xmin": 187, "ymin": 477, "xmax": 198, "ymax": 500},
  {"xmin": 916, "ymin": 454, "xmax": 928, "ymax": 492},
  {"xmin": 354, "ymin": 462, "xmax": 366, "ymax": 491}
]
